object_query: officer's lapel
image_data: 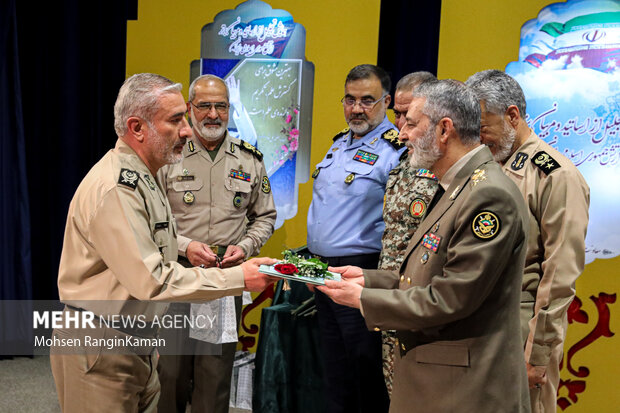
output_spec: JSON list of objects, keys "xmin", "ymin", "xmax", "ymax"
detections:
[{"xmin": 399, "ymin": 148, "xmax": 493, "ymax": 265}]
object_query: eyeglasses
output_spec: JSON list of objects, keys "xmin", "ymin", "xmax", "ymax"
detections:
[
  {"xmin": 190, "ymin": 101, "xmax": 229, "ymax": 114},
  {"xmin": 341, "ymin": 93, "xmax": 387, "ymax": 110}
]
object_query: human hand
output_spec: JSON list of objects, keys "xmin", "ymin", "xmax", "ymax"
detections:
[
  {"xmin": 316, "ymin": 279, "xmax": 363, "ymax": 309},
  {"xmin": 241, "ymin": 257, "xmax": 278, "ymax": 292},
  {"xmin": 328, "ymin": 265, "xmax": 365, "ymax": 286},
  {"xmin": 225, "ymin": 75, "xmax": 241, "ymax": 106},
  {"xmin": 526, "ymin": 362, "xmax": 547, "ymax": 389},
  {"xmin": 186, "ymin": 241, "xmax": 218, "ymax": 267},
  {"xmin": 220, "ymin": 245, "xmax": 246, "ymax": 268}
]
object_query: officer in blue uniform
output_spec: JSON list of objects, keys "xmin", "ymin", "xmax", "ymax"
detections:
[{"xmin": 307, "ymin": 64, "xmax": 405, "ymax": 413}]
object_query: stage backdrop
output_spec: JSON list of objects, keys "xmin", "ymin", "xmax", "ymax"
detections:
[
  {"xmin": 439, "ymin": 0, "xmax": 619, "ymax": 411},
  {"xmin": 126, "ymin": 0, "xmax": 381, "ymax": 352}
]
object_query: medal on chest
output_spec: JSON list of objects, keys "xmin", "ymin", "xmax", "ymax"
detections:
[{"xmin": 183, "ymin": 191, "xmax": 195, "ymax": 205}]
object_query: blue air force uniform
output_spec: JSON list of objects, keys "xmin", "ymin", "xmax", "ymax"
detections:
[{"xmin": 307, "ymin": 116, "xmax": 405, "ymax": 413}]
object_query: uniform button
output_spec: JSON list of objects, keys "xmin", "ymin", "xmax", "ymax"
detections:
[
  {"xmin": 407, "ymin": 277, "xmax": 411, "ymax": 285},
  {"xmin": 400, "ymin": 275, "xmax": 405, "ymax": 283},
  {"xmin": 373, "ymin": 327, "xmax": 380, "ymax": 332},
  {"xmin": 401, "ymin": 343, "xmax": 406, "ymax": 351},
  {"xmin": 394, "ymin": 338, "xmax": 399, "ymax": 346}
]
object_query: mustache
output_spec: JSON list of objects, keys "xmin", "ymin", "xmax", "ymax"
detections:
[
  {"xmin": 202, "ymin": 119, "xmax": 222, "ymax": 126},
  {"xmin": 349, "ymin": 114, "xmax": 368, "ymax": 121}
]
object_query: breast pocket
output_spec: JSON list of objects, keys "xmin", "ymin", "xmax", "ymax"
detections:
[
  {"xmin": 221, "ymin": 177, "xmax": 253, "ymax": 210},
  {"xmin": 343, "ymin": 161, "xmax": 377, "ymax": 195},
  {"xmin": 170, "ymin": 178, "xmax": 204, "ymax": 211}
]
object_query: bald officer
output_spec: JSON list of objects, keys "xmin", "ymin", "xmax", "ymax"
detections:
[
  {"xmin": 157, "ymin": 74, "xmax": 276, "ymax": 413},
  {"xmin": 51, "ymin": 73, "xmax": 276, "ymax": 413},
  {"xmin": 307, "ymin": 64, "xmax": 404, "ymax": 413},
  {"xmin": 467, "ymin": 70, "xmax": 590, "ymax": 412}
]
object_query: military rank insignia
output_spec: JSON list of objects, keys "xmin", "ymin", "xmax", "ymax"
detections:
[
  {"xmin": 420, "ymin": 251, "xmax": 430, "ymax": 264},
  {"xmin": 188, "ymin": 141, "xmax": 196, "ymax": 153},
  {"xmin": 409, "ymin": 198, "xmax": 427, "ymax": 218},
  {"xmin": 118, "ymin": 168, "xmax": 139, "ymax": 190},
  {"xmin": 532, "ymin": 151, "xmax": 561, "ymax": 175},
  {"xmin": 421, "ymin": 232, "xmax": 442, "ymax": 253},
  {"xmin": 470, "ymin": 169, "xmax": 487, "ymax": 187},
  {"xmin": 381, "ymin": 129, "xmax": 403, "ymax": 149},
  {"xmin": 230, "ymin": 142, "xmax": 235, "ymax": 153},
  {"xmin": 230, "ymin": 169, "xmax": 251, "ymax": 182},
  {"xmin": 143, "ymin": 174, "xmax": 156, "ymax": 190},
  {"xmin": 312, "ymin": 168, "xmax": 320, "ymax": 178},
  {"xmin": 353, "ymin": 150, "xmax": 379, "ymax": 165},
  {"xmin": 471, "ymin": 211, "xmax": 501, "ymax": 240},
  {"xmin": 344, "ymin": 173, "xmax": 355, "ymax": 184},
  {"xmin": 511, "ymin": 152, "xmax": 528, "ymax": 170},
  {"xmin": 183, "ymin": 191, "xmax": 195, "ymax": 205},
  {"xmin": 261, "ymin": 176, "xmax": 271, "ymax": 194},
  {"xmin": 233, "ymin": 192, "xmax": 242, "ymax": 208}
]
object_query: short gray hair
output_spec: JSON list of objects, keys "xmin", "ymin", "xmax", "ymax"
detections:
[
  {"xmin": 113, "ymin": 73, "xmax": 182, "ymax": 137},
  {"xmin": 412, "ymin": 79, "xmax": 481, "ymax": 146},
  {"xmin": 188, "ymin": 74, "xmax": 229, "ymax": 102},
  {"xmin": 395, "ymin": 71, "xmax": 436, "ymax": 93},
  {"xmin": 465, "ymin": 69, "xmax": 527, "ymax": 117}
]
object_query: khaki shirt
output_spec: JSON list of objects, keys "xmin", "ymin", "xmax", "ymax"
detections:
[
  {"xmin": 503, "ymin": 131, "xmax": 590, "ymax": 366},
  {"xmin": 158, "ymin": 133, "xmax": 276, "ymax": 257},
  {"xmin": 57, "ymin": 139, "xmax": 245, "ymax": 318}
]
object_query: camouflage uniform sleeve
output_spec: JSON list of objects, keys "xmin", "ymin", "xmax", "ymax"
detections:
[
  {"xmin": 88, "ymin": 185, "xmax": 245, "ymax": 301},
  {"xmin": 525, "ymin": 168, "xmax": 590, "ymax": 366},
  {"xmin": 235, "ymin": 160, "xmax": 277, "ymax": 257}
]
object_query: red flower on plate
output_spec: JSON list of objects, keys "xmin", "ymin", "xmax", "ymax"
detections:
[{"xmin": 274, "ymin": 263, "xmax": 298, "ymax": 275}]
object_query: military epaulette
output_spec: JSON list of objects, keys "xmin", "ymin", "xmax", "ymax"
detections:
[
  {"xmin": 531, "ymin": 151, "xmax": 561, "ymax": 175},
  {"xmin": 239, "ymin": 140, "xmax": 263, "ymax": 161},
  {"xmin": 118, "ymin": 168, "xmax": 139, "ymax": 190},
  {"xmin": 381, "ymin": 129, "xmax": 403, "ymax": 150},
  {"xmin": 332, "ymin": 127, "xmax": 350, "ymax": 142}
]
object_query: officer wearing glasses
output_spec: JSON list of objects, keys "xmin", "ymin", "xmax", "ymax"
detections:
[
  {"xmin": 157, "ymin": 74, "xmax": 276, "ymax": 413},
  {"xmin": 307, "ymin": 64, "xmax": 404, "ymax": 413}
]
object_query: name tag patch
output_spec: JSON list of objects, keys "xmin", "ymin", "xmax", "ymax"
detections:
[
  {"xmin": 353, "ymin": 150, "xmax": 379, "ymax": 165},
  {"xmin": 230, "ymin": 169, "xmax": 251, "ymax": 182}
]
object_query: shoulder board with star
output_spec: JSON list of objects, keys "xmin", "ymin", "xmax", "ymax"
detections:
[
  {"xmin": 531, "ymin": 151, "xmax": 561, "ymax": 175},
  {"xmin": 381, "ymin": 129, "xmax": 403, "ymax": 150},
  {"xmin": 332, "ymin": 127, "xmax": 350, "ymax": 142},
  {"xmin": 117, "ymin": 168, "xmax": 140, "ymax": 190},
  {"xmin": 239, "ymin": 140, "xmax": 263, "ymax": 161}
]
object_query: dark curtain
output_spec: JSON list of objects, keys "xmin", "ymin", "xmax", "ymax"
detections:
[
  {"xmin": 377, "ymin": 0, "xmax": 442, "ymax": 98},
  {"xmin": 1, "ymin": 0, "xmax": 32, "ymax": 302},
  {"xmin": 9, "ymin": 0, "xmax": 137, "ymax": 300}
]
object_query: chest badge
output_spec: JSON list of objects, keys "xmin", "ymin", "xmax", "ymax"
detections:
[
  {"xmin": 353, "ymin": 150, "xmax": 379, "ymax": 165},
  {"xmin": 409, "ymin": 198, "xmax": 427, "ymax": 218},
  {"xmin": 312, "ymin": 168, "xmax": 320, "ymax": 179},
  {"xmin": 471, "ymin": 211, "xmax": 501, "ymax": 240},
  {"xmin": 233, "ymin": 192, "xmax": 242, "ymax": 208},
  {"xmin": 433, "ymin": 223, "xmax": 440, "ymax": 232},
  {"xmin": 183, "ymin": 191, "xmax": 195, "ymax": 205},
  {"xmin": 230, "ymin": 169, "xmax": 251, "ymax": 182},
  {"xmin": 422, "ymin": 232, "xmax": 442, "ymax": 253},
  {"xmin": 344, "ymin": 173, "xmax": 355, "ymax": 184},
  {"xmin": 421, "ymin": 251, "xmax": 429, "ymax": 264},
  {"xmin": 511, "ymin": 152, "xmax": 528, "ymax": 170}
]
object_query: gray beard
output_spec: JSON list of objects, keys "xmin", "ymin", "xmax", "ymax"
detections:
[{"xmin": 409, "ymin": 126, "xmax": 443, "ymax": 170}]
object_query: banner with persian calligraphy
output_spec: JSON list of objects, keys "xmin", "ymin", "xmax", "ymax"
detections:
[
  {"xmin": 505, "ymin": 0, "xmax": 620, "ymax": 264},
  {"xmin": 189, "ymin": 0, "xmax": 314, "ymax": 229}
]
